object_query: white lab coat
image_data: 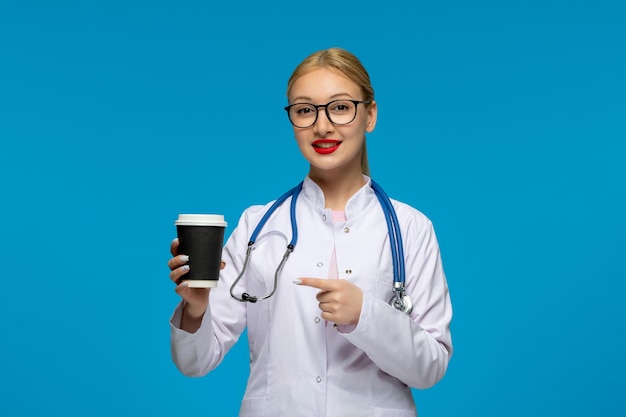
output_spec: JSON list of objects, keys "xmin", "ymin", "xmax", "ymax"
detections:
[{"xmin": 170, "ymin": 176, "xmax": 453, "ymax": 417}]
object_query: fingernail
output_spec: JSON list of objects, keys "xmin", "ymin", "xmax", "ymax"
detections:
[
  {"xmin": 293, "ymin": 279, "xmax": 302, "ymax": 285},
  {"xmin": 182, "ymin": 265, "xmax": 190, "ymax": 272},
  {"xmin": 180, "ymin": 255, "xmax": 189, "ymax": 263},
  {"xmin": 179, "ymin": 281, "xmax": 188, "ymax": 288}
]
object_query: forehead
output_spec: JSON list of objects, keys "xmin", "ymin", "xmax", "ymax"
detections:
[{"xmin": 289, "ymin": 67, "xmax": 360, "ymax": 102}]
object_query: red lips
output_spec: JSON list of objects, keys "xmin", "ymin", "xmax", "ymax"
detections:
[{"xmin": 312, "ymin": 139, "xmax": 341, "ymax": 154}]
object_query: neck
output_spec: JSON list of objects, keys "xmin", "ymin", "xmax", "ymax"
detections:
[{"xmin": 309, "ymin": 165, "xmax": 366, "ymax": 211}]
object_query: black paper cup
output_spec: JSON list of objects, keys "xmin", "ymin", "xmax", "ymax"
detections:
[{"xmin": 175, "ymin": 214, "xmax": 227, "ymax": 288}]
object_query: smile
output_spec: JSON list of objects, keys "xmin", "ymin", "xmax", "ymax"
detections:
[{"xmin": 312, "ymin": 139, "xmax": 342, "ymax": 154}]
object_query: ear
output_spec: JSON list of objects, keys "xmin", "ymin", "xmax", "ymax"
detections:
[{"xmin": 366, "ymin": 100, "xmax": 378, "ymax": 133}]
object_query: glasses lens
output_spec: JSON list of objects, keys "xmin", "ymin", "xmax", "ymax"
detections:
[
  {"xmin": 289, "ymin": 103, "xmax": 317, "ymax": 128},
  {"xmin": 326, "ymin": 100, "xmax": 357, "ymax": 125}
]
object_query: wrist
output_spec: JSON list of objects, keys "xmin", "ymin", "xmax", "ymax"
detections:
[{"xmin": 183, "ymin": 301, "xmax": 207, "ymax": 320}]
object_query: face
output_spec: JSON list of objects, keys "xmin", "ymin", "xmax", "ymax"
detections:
[{"xmin": 287, "ymin": 67, "xmax": 377, "ymax": 176}]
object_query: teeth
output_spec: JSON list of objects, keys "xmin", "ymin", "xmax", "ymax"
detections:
[{"xmin": 315, "ymin": 142, "xmax": 338, "ymax": 148}]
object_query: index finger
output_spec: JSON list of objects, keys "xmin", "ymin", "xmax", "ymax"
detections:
[
  {"xmin": 170, "ymin": 238, "xmax": 179, "ymax": 256},
  {"xmin": 294, "ymin": 277, "xmax": 337, "ymax": 291}
]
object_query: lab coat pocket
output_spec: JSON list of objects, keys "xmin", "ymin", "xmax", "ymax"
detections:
[
  {"xmin": 239, "ymin": 396, "xmax": 266, "ymax": 416},
  {"xmin": 375, "ymin": 278, "xmax": 394, "ymax": 303},
  {"xmin": 374, "ymin": 407, "xmax": 417, "ymax": 417}
]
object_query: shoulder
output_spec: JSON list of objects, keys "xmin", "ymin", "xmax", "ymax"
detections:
[
  {"xmin": 385, "ymin": 198, "xmax": 442, "ymax": 250},
  {"xmin": 237, "ymin": 195, "xmax": 292, "ymax": 227},
  {"xmin": 241, "ymin": 203, "xmax": 273, "ymax": 218},
  {"xmin": 239, "ymin": 201, "xmax": 274, "ymax": 224},
  {"xmin": 389, "ymin": 198, "xmax": 433, "ymax": 230}
]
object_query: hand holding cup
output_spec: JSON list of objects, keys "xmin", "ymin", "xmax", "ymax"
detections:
[
  {"xmin": 174, "ymin": 214, "xmax": 227, "ymax": 288},
  {"xmin": 168, "ymin": 238, "xmax": 225, "ymax": 318},
  {"xmin": 168, "ymin": 214, "xmax": 227, "ymax": 318}
]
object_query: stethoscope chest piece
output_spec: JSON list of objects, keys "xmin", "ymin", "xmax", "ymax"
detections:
[{"xmin": 390, "ymin": 294, "xmax": 413, "ymax": 315}]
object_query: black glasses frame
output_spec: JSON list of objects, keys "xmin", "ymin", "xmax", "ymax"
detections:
[{"xmin": 284, "ymin": 99, "xmax": 371, "ymax": 128}]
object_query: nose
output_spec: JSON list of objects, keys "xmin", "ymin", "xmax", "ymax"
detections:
[{"xmin": 313, "ymin": 107, "xmax": 334, "ymax": 136}]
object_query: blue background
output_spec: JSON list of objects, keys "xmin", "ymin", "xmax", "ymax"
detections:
[{"xmin": 1, "ymin": 1, "xmax": 624, "ymax": 416}]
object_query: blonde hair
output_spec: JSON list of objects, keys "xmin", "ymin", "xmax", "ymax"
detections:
[{"xmin": 287, "ymin": 47, "xmax": 375, "ymax": 176}]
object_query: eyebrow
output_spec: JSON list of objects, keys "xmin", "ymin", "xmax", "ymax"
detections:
[{"xmin": 290, "ymin": 92, "xmax": 356, "ymax": 103}]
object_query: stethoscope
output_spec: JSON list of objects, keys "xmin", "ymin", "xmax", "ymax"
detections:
[{"xmin": 229, "ymin": 180, "xmax": 413, "ymax": 315}]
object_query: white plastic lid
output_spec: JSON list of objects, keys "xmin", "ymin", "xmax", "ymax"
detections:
[{"xmin": 175, "ymin": 214, "xmax": 227, "ymax": 227}]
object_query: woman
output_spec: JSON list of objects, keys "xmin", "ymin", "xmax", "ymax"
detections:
[{"xmin": 168, "ymin": 47, "xmax": 453, "ymax": 417}]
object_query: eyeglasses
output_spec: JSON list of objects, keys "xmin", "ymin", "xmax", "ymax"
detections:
[{"xmin": 284, "ymin": 99, "xmax": 371, "ymax": 128}]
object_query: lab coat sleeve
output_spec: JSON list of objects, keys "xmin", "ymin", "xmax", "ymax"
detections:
[
  {"xmin": 340, "ymin": 209, "xmax": 453, "ymax": 389},
  {"xmin": 169, "ymin": 301, "xmax": 220, "ymax": 376},
  {"xmin": 169, "ymin": 209, "xmax": 256, "ymax": 377}
]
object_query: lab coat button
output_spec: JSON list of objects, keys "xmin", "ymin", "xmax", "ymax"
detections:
[
  {"xmin": 314, "ymin": 317, "xmax": 320, "ymax": 323},
  {"xmin": 316, "ymin": 376, "xmax": 322, "ymax": 383},
  {"xmin": 344, "ymin": 227, "xmax": 350, "ymax": 233},
  {"xmin": 322, "ymin": 214, "xmax": 327, "ymax": 221},
  {"xmin": 317, "ymin": 262, "xmax": 323, "ymax": 267},
  {"xmin": 345, "ymin": 269, "xmax": 352, "ymax": 275}
]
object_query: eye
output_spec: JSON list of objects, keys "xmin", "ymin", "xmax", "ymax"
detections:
[
  {"xmin": 328, "ymin": 101, "xmax": 353, "ymax": 114},
  {"xmin": 292, "ymin": 104, "xmax": 316, "ymax": 117}
]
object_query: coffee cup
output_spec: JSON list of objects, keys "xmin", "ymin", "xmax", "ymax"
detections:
[{"xmin": 175, "ymin": 214, "xmax": 227, "ymax": 288}]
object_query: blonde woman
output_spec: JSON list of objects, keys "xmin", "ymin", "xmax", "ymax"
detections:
[{"xmin": 168, "ymin": 47, "xmax": 453, "ymax": 417}]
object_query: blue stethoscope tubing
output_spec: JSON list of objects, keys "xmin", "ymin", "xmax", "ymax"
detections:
[{"xmin": 229, "ymin": 180, "xmax": 413, "ymax": 314}]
